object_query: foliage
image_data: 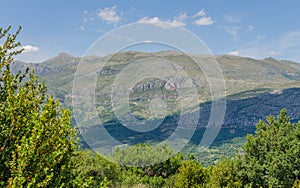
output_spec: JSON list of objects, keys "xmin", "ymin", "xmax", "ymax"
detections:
[
  {"xmin": 238, "ymin": 109, "xmax": 300, "ymax": 187},
  {"xmin": 0, "ymin": 26, "xmax": 80, "ymax": 187},
  {"xmin": 112, "ymin": 143, "xmax": 183, "ymax": 177},
  {"xmin": 293, "ymin": 179, "xmax": 300, "ymax": 188},
  {"xmin": 114, "ymin": 144, "xmax": 183, "ymax": 187},
  {"xmin": 174, "ymin": 160, "xmax": 208, "ymax": 188},
  {"xmin": 71, "ymin": 150, "xmax": 120, "ymax": 187},
  {"xmin": 207, "ymin": 158, "xmax": 242, "ymax": 188},
  {"xmin": 184, "ymin": 136, "xmax": 246, "ymax": 167}
]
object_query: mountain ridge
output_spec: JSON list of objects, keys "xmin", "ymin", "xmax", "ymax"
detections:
[
  {"xmin": 11, "ymin": 51, "xmax": 300, "ymax": 125},
  {"xmin": 12, "ymin": 50, "xmax": 300, "ymax": 103},
  {"xmin": 10, "ymin": 50, "xmax": 300, "ymax": 150}
]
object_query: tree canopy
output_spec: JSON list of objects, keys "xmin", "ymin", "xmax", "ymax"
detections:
[
  {"xmin": 0, "ymin": 26, "xmax": 78, "ymax": 187},
  {"xmin": 238, "ymin": 109, "xmax": 300, "ymax": 187}
]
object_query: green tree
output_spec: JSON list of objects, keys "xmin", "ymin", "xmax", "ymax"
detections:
[
  {"xmin": 208, "ymin": 158, "xmax": 242, "ymax": 188},
  {"xmin": 71, "ymin": 150, "xmax": 120, "ymax": 187},
  {"xmin": 238, "ymin": 109, "xmax": 300, "ymax": 187},
  {"xmin": 112, "ymin": 143, "xmax": 183, "ymax": 177},
  {"xmin": 174, "ymin": 160, "xmax": 208, "ymax": 188},
  {"xmin": 112, "ymin": 144, "xmax": 183, "ymax": 187},
  {"xmin": 0, "ymin": 26, "xmax": 79, "ymax": 187}
]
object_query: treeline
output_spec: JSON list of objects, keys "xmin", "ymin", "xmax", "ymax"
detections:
[
  {"xmin": 1, "ymin": 26, "xmax": 300, "ymax": 187},
  {"xmin": 70, "ymin": 108, "xmax": 300, "ymax": 188}
]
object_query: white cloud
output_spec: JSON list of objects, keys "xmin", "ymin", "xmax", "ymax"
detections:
[
  {"xmin": 193, "ymin": 9, "xmax": 214, "ymax": 26},
  {"xmin": 193, "ymin": 17, "xmax": 214, "ymax": 26},
  {"xmin": 194, "ymin": 9, "xmax": 206, "ymax": 17},
  {"xmin": 171, "ymin": 19, "xmax": 186, "ymax": 27},
  {"xmin": 138, "ymin": 17, "xmax": 169, "ymax": 29},
  {"xmin": 223, "ymin": 15, "xmax": 240, "ymax": 23},
  {"xmin": 97, "ymin": 5, "xmax": 121, "ymax": 24},
  {"xmin": 227, "ymin": 49, "xmax": 280, "ymax": 59},
  {"xmin": 228, "ymin": 50, "xmax": 240, "ymax": 56},
  {"xmin": 176, "ymin": 12, "xmax": 188, "ymax": 20},
  {"xmin": 138, "ymin": 13, "xmax": 187, "ymax": 29},
  {"xmin": 172, "ymin": 12, "xmax": 187, "ymax": 27},
  {"xmin": 22, "ymin": 45, "xmax": 39, "ymax": 53}
]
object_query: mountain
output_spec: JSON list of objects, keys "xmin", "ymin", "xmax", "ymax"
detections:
[{"xmin": 11, "ymin": 51, "xmax": 300, "ymax": 150}]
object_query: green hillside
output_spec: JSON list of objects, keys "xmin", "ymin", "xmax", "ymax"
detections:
[
  {"xmin": 12, "ymin": 51, "xmax": 300, "ymax": 163},
  {"xmin": 15, "ymin": 51, "xmax": 300, "ymax": 107}
]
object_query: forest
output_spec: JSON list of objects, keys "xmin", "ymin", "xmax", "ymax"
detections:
[{"xmin": 1, "ymin": 26, "xmax": 300, "ymax": 187}]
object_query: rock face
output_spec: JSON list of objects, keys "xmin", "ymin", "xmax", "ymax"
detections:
[
  {"xmin": 199, "ymin": 88, "xmax": 300, "ymax": 128},
  {"xmin": 87, "ymin": 87, "xmax": 300, "ymax": 146},
  {"xmin": 11, "ymin": 61, "xmax": 54, "ymax": 74}
]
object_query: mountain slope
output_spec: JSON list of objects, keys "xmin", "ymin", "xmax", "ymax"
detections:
[{"xmin": 11, "ymin": 51, "xmax": 300, "ymax": 149}]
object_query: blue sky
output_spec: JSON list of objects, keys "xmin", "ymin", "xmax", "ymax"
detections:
[{"xmin": 1, "ymin": 0, "xmax": 300, "ymax": 63}]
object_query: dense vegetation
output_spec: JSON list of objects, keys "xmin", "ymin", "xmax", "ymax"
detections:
[
  {"xmin": 1, "ymin": 26, "xmax": 300, "ymax": 187},
  {"xmin": 0, "ymin": 26, "xmax": 85, "ymax": 187}
]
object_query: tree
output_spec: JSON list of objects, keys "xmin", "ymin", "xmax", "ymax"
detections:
[
  {"xmin": 207, "ymin": 158, "xmax": 242, "ymax": 188},
  {"xmin": 174, "ymin": 160, "xmax": 208, "ymax": 188},
  {"xmin": 71, "ymin": 150, "xmax": 120, "ymax": 187},
  {"xmin": 112, "ymin": 144, "xmax": 183, "ymax": 187},
  {"xmin": 112, "ymin": 143, "xmax": 183, "ymax": 178},
  {"xmin": 0, "ymin": 26, "xmax": 78, "ymax": 187},
  {"xmin": 238, "ymin": 109, "xmax": 300, "ymax": 187}
]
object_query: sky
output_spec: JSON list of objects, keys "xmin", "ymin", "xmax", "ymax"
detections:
[{"xmin": 1, "ymin": 0, "xmax": 300, "ymax": 63}]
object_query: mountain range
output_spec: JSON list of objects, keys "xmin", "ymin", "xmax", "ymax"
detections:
[{"xmin": 12, "ymin": 51, "xmax": 300, "ymax": 151}]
